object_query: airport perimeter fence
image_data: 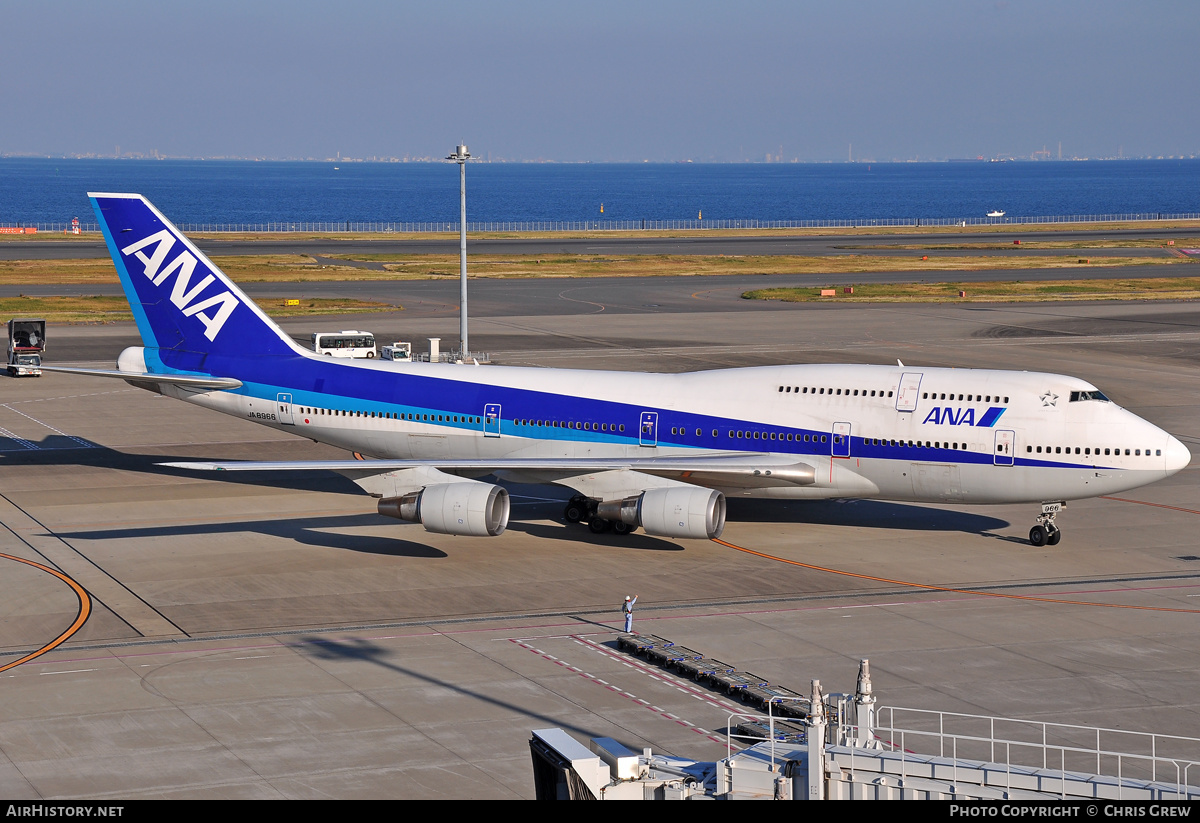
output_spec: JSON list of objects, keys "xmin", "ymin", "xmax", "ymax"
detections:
[{"xmin": 8, "ymin": 212, "xmax": 1200, "ymax": 235}]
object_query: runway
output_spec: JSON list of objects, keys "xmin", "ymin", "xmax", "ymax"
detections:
[{"xmin": 0, "ymin": 287, "xmax": 1198, "ymax": 797}]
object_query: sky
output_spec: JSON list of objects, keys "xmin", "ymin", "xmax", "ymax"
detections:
[{"xmin": 2, "ymin": 0, "xmax": 1197, "ymax": 162}]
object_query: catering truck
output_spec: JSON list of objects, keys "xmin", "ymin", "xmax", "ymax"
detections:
[{"xmin": 7, "ymin": 318, "xmax": 45, "ymax": 377}]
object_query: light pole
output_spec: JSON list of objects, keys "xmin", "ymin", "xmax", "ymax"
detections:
[{"xmin": 447, "ymin": 143, "xmax": 471, "ymax": 358}]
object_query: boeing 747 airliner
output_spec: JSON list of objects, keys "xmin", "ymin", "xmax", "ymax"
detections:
[{"xmin": 51, "ymin": 193, "xmax": 1190, "ymax": 546}]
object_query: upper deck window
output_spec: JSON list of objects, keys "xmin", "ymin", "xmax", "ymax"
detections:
[{"xmin": 1069, "ymin": 390, "xmax": 1110, "ymax": 403}]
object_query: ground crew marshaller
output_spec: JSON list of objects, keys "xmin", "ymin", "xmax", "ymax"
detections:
[{"xmin": 622, "ymin": 595, "xmax": 639, "ymax": 633}]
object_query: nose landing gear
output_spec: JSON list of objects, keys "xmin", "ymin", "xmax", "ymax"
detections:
[{"xmin": 1029, "ymin": 502, "xmax": 1064, "ymax": 547}]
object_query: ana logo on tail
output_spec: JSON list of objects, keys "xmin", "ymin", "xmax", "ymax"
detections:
[{"xmin": 120, "ymin": 230, "xmax": 240, "ymax": 341}]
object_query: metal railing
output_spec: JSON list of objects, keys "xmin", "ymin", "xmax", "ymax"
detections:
[
  {"xmin": 5, "ymin": 212, "xmax": 1200, "ymax": 235},
  {"xmin": 410, "ymin": 350, "xmax": 491, "ymax": 364},
  {"xmin": 868, "ymin": 705, "xmax": 1200, "ymax": 800}
]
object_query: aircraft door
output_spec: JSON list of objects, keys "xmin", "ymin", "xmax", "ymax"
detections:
[
  {"xmin": 832, "ymin": 422, "xmax": 851, "ymax": 457},
  {"xmin": 276, "ymin": 393, "xmax": 294, "ymax": 425},
  {"xmin": 994, "ymin": 429, "xmax": 1015, "ymax": 466},
  {"xmin": 896, "ymin": 373, "xmax": 923, "ymax": 412},
  {"xmin": 639, "ymin": 411, "xmax": 658, "ymax": 447},
  {"xmin": 483, "ymin": 404, "xmax": 501, "ymax": 438}
]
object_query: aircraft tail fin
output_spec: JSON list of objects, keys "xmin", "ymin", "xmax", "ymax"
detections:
[{"xmin": 89, "ymin": 193, "xmax": 299, "ymax": 359}]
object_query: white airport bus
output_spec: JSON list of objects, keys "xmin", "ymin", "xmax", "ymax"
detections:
[{"xmin": 311, "ymin": 330, "xmax": 377, "ymax": 358}]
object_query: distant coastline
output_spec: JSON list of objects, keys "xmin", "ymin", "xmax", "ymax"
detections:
[
  {"xmin": 3, "ymin": 157, "xmax": 1197, "ymax": 225},
  {"xmin": 2, "ymin": 154, "xmax": 1197, "ymax": 164}
]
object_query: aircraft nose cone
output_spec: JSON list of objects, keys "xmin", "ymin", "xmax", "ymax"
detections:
[{"xmin": 1165, "ymin": 435, "xmax": 1191, "ymax": 474}]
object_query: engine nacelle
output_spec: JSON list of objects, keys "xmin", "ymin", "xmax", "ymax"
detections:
[
  {"xmin": 378, "ymin": 482, "xmax": 510, "ymax": 537},
  {"xmin": 597, "ymin": 487, "xmax": 726, "ymax": 540}
]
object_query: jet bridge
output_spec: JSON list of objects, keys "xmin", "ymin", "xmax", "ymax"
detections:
[{"xmin": 531, "ymin": 653, "xmax": 1200, "ymax": 801}]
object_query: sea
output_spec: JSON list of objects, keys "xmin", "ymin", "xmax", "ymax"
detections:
[{"xmin": 1, "ymin": 157, "xmax": 1198, "ymax": 226}]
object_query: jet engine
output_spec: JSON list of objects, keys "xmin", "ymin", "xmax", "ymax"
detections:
[
  {"xmin": 597, "ymin": 487, "xmax": 726, "ymax": 539},
  {"xmin": 378, "ymin": 482, "xmax": 510, "ymax": 537}
]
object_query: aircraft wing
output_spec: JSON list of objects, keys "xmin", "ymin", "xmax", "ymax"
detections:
[
  {"xmin": 40, "ymin": 366, "xmax": 243, "ymax": 390},
  {"xmin": 160, "ymin": 453, "xmax": 817, "ymax": 486}
]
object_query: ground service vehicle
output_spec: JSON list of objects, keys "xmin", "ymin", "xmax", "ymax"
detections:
[
  {"xmin": 7, "ymin": 318, "xmax": 45, "ymax": 377},
  {"xmin": 312, "ymin": 331, "xmax": 377, "ymax": 358},
  {"xmin": 381, "ymin": 342, "xmax": 412, "ymax": 362}
]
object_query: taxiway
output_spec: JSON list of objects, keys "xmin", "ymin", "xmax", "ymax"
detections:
[{"xmin": 0, "ymin": 287, "xmax": 1197, "ymax": 799}]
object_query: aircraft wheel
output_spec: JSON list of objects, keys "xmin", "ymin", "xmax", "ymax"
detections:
[
  {"xmin": 612, "ymin": 520, "xmax": 635, "ymax": 536},
  {"xmin": 1029, "ymin": 525, "xmax": 1048, "ymax": 547},
  {"xmin": 563, "ymin": 502, "xmax": 585, "ymax": 523},
  {"xmin": 588, "ymin": 517, "xmax": 612, "ymax": 534},
  {"xmin": 1047, "ymin": 528, "xmax": 1062, "ymax": 546}
]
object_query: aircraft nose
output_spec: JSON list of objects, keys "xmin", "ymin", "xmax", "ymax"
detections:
[{"xmin": 1164, "ymin": 434, "xmax": 1191, "ymax": 474}]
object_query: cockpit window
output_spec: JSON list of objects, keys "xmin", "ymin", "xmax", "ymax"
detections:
[{"xmin": 1069, "ymin": 390, "xmax": 1110, "ymax": 403}]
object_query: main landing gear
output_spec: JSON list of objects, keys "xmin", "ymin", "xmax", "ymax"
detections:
[
  {"xmin": 563, "ymin": 495, "xmax": 637, "ymax": 536},
  {"xmin": 1029, "ymin": 502, "xmax": 1064, "ymax": 547}
]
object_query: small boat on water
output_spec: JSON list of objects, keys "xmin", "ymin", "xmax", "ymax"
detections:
[{"xmin": 987, "ymin": 209, "xmax": 1006, "ymax": 217}]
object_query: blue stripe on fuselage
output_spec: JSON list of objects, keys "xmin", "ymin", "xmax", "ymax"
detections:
[{"xmin": 198, "ymin": 351, "xmax": 1112, "ymax": 468}]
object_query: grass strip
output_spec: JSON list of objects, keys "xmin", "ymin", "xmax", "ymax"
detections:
[
  {"xmin": 0, "ymin": 252, "xmax": 1186, "ymax": 286},
  {"xmin": 0, "ymin": 295, "xmax": 397, "ymax": 323},
  {"xmin": 745, "ymin": 277, "xmax": 1200, "ymax": 303}
]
